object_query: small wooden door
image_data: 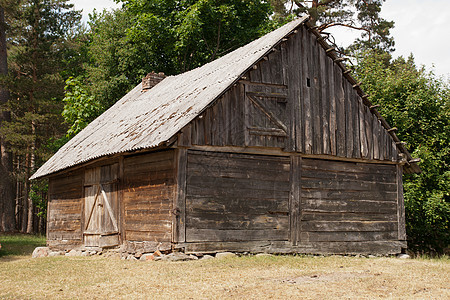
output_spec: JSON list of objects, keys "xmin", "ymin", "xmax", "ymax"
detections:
[
  {"xmin": 83, "ymin": 164, "xmax": 119, "ymax": 248},
  {"xmin": 244, "ymin": 83, "xmax": 289, "ymax": 148}
]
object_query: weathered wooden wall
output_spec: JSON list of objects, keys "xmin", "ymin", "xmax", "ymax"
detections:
[
  {"xmin": 47, "ymin": 171, "xmax": 83, "ymax": 250},
  {"xmin": 175, "ymin": 24, "xmax": 405, "ymax": 254},
  {"xmin": 182, "ymin": 154, "xmax": 404, "ymax": 254},
  {"xmin": 184, "ymin": 150, "xmax": 290, "ymax": 244},
  {"xmin": 297, "ymin": 158, "xmax": 401, "ymax": 253},
  {"xmin": 122, "ymin": 150, "xmax": 175, "ymax": 244},
  {"xmin": 178, "ymin": 24, "xmax": 398, "ymax": 162}
]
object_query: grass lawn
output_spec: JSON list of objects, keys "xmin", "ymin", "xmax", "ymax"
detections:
[
  {"xmin": 0, "ymin": 233, "xmax": 46, "ymax": 257},
  {"xmin": 0, "ymin": 235, "xmax": 449, "ymax": 299}
]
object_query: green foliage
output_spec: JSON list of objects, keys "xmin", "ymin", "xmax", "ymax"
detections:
[
  {"xmin": 0, "ymin": 233, "xmax": 46, "ymax": 257},
  {"xmin": 84, "ymin": 8, "xmax": 141, "ymax": 110},
  {"xmin": 29, "ymin": 180, "xmax": 48, "ymax": 219},
  {"xmin": 354, "ymin": 51, "xmax": 450, "ymax": 254},
  {"xmin": 2, "ymin": 0, "xmax": 82, "ymax": 164},
  {"xmin": 0, "ymin": 0, "xmax": 82, "ymax": 233},
  {"xmin": 60, "ymin": 0, "xmax": 273, "ymax": 135},
  {"xmin": 62, "ymin": 77, "xmax": 102, "ymax": 138},
  {"xmin": 123, "ymin": 0, "xmax": 272, "ymax": 73}
]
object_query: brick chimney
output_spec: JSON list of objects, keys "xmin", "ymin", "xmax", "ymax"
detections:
[{"xmin": 142, "ymin": 72, "xmax": 166, "ymax": 92}]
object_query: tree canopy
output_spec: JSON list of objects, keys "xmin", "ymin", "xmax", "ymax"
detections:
[
  {"xmin": 355, "ymin": 51, "xmax": 450, "ymax": 254},
  {"xmin": 270, "ymin": 0, "xmax": 395, "ymax": 53},
  {"xmin": 63, "ymin": 0, "xmax": 273, "ymax": 136}
]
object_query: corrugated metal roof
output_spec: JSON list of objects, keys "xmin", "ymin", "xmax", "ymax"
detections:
[{"xmin": 31, "ymin": 16, "xmax": 309, "ymax": 180}]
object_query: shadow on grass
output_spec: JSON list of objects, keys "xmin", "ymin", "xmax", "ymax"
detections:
[{"xmin": 0, "ymin": 233, "xmax": 46, "ymax": 261}]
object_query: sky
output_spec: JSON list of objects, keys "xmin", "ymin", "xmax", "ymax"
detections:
[{"xmin": 70, "ymin": 0, "xmax": 450, "ymax": 78}]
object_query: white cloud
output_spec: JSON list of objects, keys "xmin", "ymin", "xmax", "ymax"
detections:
[{"xmin": 70, "ymin": 0, "xmax": 121, "ymax": 22}]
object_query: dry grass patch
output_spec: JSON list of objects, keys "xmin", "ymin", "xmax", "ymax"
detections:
[{"xmin": 1, "ymin": 253, "xmax": 449, "ymax": 299}]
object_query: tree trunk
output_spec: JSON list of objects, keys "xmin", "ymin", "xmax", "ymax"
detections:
[
  {"xmin": 26, "ymin": 146, "xmax": 35, "ymax": 233},
  {"xmin": 0, "ymin": 6, "xmax": 15, "ymax": 232},
  {"xmin": 21, "ymin": 153, "xmax": 29, "ymax": 232}
]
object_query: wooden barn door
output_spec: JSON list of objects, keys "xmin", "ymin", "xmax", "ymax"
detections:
[
  {"xmin": 83, "ymin": 164, "xmax": 120, "ymax": 248},
  {"xmin": 243, "ymin": 83, "xmax": 289, "ymax": 148}
]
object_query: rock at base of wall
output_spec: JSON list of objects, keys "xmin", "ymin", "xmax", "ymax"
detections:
[
  {"xmin": 66, "ymin": 249, "xmax": 82, "ymax": 256},
  {"xmin": 215, "ymin": 252, "xmax": 237, "ymax": 259},
  {"xmin": 140, "ymin": 253, "xmax": 155, "ymax": 261},
  {"xmin": 48, "ymin": 251, "xmax": 64, "ymax": 257},
  {"xmin": 201, "ymin": 254, "xmax": 215, "ymax": 260},
  {"xmin": 32, "ymin": 247, "xmax": 50, "ymax": 258},
  {"xmin": 156, "ymin": 252, "xmax": 197, "ymax": 262},
  {"xmin": 255, "ymin": 253, "xmax": 273, "ymax": 258}
]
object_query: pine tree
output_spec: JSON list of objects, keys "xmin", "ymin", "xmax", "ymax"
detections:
[
  {"xmin": 0, "ymin": 0, "xmax": 81, "ymax": 232},
  {"xmin": 269, "ymin": 0, "xmax": 395, "ymax": 53},
  {"xmin": 0, "ymin": 5, "xmax": 15, "ymax": 232}
]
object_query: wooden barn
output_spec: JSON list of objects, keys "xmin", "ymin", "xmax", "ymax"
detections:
[{"xmin": 31, "ymin": 16, "xmax": 420, "ymax": 255}]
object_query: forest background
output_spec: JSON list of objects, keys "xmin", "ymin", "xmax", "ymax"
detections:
[{"xmin": 0, "ymin": 0, "xmax": 448, "ymax": 255}]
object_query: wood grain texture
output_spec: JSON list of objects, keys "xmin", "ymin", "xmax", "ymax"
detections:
[
  {"xmin": 397, "ymin": 165, "xmax": 406, "ymax": 240},
  {"xmin": 289, "ymin": 156, "xmax": 301, "ymax": 245},
  {"xmin": 47, "ymin": 171, "xmax": 83, "ymax": 247},
  {"xmin": 181, "ymin": 24, "xmax": 399, "ymax": 163},
  {"xmin": 123, "ymin": 150, "xmax": 176, "ymax": 242},
  {"xmin": 185, "ymin": 150, "xmax": 290, "ymax": 243},
  {"xmin": 174, "ymin": 148, "xmax": 187, "ymax": 242},
  {"xmin": 299, "ymin": 158, "xmax": 399, "ymax": 246},
  {"xmin": 183, "ymin": 240, "xmax": 405, "ymax": 255}
]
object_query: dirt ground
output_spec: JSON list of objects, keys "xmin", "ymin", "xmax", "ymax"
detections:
[{"xmin": 0, "ymin": 254, "xmax": 449, "ymax": 299}]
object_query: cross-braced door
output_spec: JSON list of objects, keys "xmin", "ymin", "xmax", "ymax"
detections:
[
  {"xmin": 83, "ymin": 164, "xmax": 119, "ymax": 247},
  {"xmin": 244, "ymin": 83, "xmax": 288, "ymax": 148}
]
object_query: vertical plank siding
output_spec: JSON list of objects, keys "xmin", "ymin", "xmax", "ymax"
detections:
[
  {"xmin": 83, "ymin": 164, "xmax": 120, "ymax": 248},
  {"xmin": 47, "ymin": 171, "xmax": 83, "ymax": 250},
  {"xmin": 122, "ymin": 150, "xmax": 176, "ymax": 242},
  {"xmin": 181, "ymin": 24, "xmax": 399, "ymax": 163},
  {"xmin": 185, "ymin": 151, "xmax": 290, "ymax": 243}
]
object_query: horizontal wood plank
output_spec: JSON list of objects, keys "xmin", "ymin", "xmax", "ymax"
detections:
[
  {"xmin": 186, "ymin": 228, "xmax": 288, "ymax": 242},
  {"xmin": 302, "ymin": 199, "xmax": 397, "ymax": 214},
  {"xmin": 186, "ymin": 214, "xmax": 289, "ymax": 230},
  {"xmin": 301, "ymin": 220, "xmax": 397, "ymax": 232},
  {"xmin": 300, "ymin": 231, "xmax": 398, "ymax": 242}
]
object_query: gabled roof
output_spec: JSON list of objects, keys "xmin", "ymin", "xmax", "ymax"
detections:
[
  {"xmin": 31, "ymin": 16, "xmax": 309, "ymax": 179},
  {"xmin": 31, "ymin": 16, "xmax": 419, "ymax": 180}
]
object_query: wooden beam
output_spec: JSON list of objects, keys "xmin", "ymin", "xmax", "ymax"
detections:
[
  {"xmin": 397, "ymin": 165, "xmax": 406, "ymax": 241},
  {"xmin": 352, "ymin": 82, "xmax": 362, "ymax": 88},
  {"xmin": 289, "ymin": 156, "xmax": 301, "ymax": 246},
  {"xmin": 118, "ymin": 156, "xmax": 125, "ymax": 243},
  {"xmin": 174, "ymin": 148, "xmax": 187, "ymax": 243},
  {"xmin": 408, "ymin": 158, "xmax": 421, "ymax": 164},
  {"xmin": 334, "ymin": 57, "xmax": 347, "ymax": 62}
]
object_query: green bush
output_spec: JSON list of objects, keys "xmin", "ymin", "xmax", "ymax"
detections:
[{"xmin": 354, "ymin": 51, "xmax": 449, "ymax": 254}]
